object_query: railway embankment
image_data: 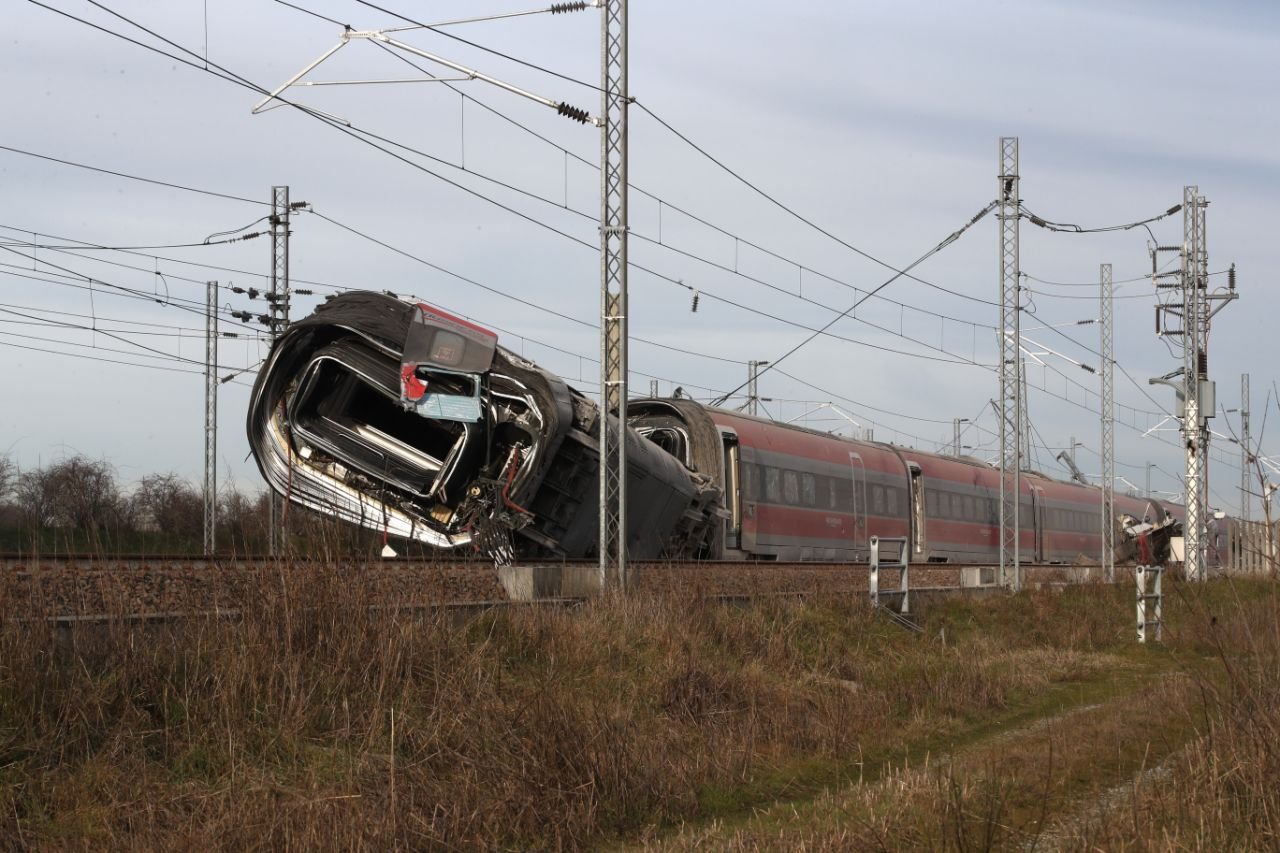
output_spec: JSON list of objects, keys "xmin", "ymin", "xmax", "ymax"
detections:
[{"xmin": 0, "ymin": 569, "xmax": 1274, "ymax": 849}]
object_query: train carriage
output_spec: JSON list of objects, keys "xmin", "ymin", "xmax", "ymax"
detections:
[{"xmin": 251, "ymin": 292, "xmax": 1190, "ymax": 566}]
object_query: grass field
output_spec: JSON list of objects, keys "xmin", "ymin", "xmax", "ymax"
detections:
[{"xmin": 1, "ymin": 570, "xmax": 1277, "ymax": 850}]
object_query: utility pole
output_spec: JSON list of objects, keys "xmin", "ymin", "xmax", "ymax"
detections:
[
  {"xmin": 997, "ymin": 136, "xmax": 1022, "ymax": 592},
  {"xmin": 747, "ymin": 360, "xmax": 769, "ymax": 416},
  {"xmin": 1151, "ymin": 187, "xmax": 1237, "ymax": 581},
  {"xmin": 649, "ymin": 379, "xmax": 658, "ymax": 398},
  {"xmin": 267, "ymin": 185, "xmax": 292, "ymax": 557},
  {"xmin": 1182, "ymin": 187, "xmax": 1208, "ymax": 582},
  {"xmin": 598, "ymin": 0, "xmax": 629, "ymax": 590},
  {"xmin": 1241, "ymin": 371, "xmax": 1251, "ymax": 521},
  {"xmin": 204, "ymin": 280, "xmax": 218, "ymax": 556},
  {"xmin": 1100, "ymin": 263, "xmax": 1115, "ymax": 581},
  {"xmin": 953, "ymin": 418, "xmax": 968, "ymax": 456}
]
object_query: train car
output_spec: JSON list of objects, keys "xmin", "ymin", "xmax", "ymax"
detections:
[
  {"xmin": 247, "ymin": 292, "xmax": 722, "ymax": 560},
  {"xmin": 251, "ymin": 292, "xmax": 1186, "ymax": 566},
  {"xmin": 630, "ymin": 398, "xmax": 1176, "ymax": 565}
]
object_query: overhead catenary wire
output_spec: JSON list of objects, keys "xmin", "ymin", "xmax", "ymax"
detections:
[
  {"xmin": 344, "ymin": 0, "xmax": 604, "ymax": 92},
  {"xmin": 634, "ymin": 100, "xmax": 1000, "ymax": 309},
  {"xmin": 0, "ymin": 143, "xmax": 267, "ymax": 206},
  {"xmin": 711, "ymin": 198, "xmax": 999, "ymax": 405},
  {"xmin": 0, "ymin": 218, "xmax": 734, "ymax": 396},
  {"xmin": 26, "ymin": 4, "xmax": 997, "ymax": 372},
  {"xmin": 356, "ymin": 35, "xmax": 999, "ymax": 331},
  {"xmin": 24, "ymin": 0, "xmax": 1244, "ymax": 484}
]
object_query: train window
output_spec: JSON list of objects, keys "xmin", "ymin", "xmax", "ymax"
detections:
[
  {"xmin": 783, "ymin": 471, "xmax": 799, "ymax": 505},
  {"xmin": 871, "ymin": 485, "xmax": 885, "ymax": 515},
  {"xmin": 833, "ymin": 478, "xmax": 851, "ymax": 511},
  {"xmin": 742, "ymin": 464, "xmax": 759, "ymax": 501},
  {"xmin": 827, "ymin": 478, "xmax": 837, "ymax": 509},
  {"xmin": 952, "ymin": 494, "xmax": 963, "ymax": 520},
  {"xmin": 926, "ymin": 490, "xmax": 938, "ymax": 517},
  {"xmin": 801, "ymin": 472, "xmax": 816, "ymax": 507},
  {"xmin": 765, "ymin": 467, "xmax": 781, "ymax": 503},
  {"xmin": 963, "ymin": 496, "xmax": 975, "ymax": 521},
  {"xmin": 886, "ymin": 487, "xmax": 899, "ymax": 516}
]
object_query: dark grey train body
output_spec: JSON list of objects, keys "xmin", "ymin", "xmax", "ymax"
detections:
[{"xmin": 246, "ymin": 292, "xmax": 721, "ymax": 559}]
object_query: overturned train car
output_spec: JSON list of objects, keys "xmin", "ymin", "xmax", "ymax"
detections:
[
  {"xmin": 247, "ymin": 292, "xmax": 723, "ymax": 559},
  {"xmin": 250, "ymin": 291, "xmax": 1176, "ymax": 565}
]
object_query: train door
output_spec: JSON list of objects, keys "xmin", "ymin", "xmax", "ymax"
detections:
[
  {"xmin": 720, "ymin": 429, "xmax": 742, "ymax": 551},
  {"xmin": 1030, "ymin": 485, "xmax": 1046, "ymax": 562},
  {"xmin": 907, "ymin": 462, "xmax": 925, "ymax": 557},
  {"xmin": 848, "ymin": 452, "xmax": 868, "ymax": 553}
]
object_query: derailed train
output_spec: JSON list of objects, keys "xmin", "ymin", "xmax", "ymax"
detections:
[{"xmin": 249, "ymin": 291, "xmax": 1176, "ymax": 564}]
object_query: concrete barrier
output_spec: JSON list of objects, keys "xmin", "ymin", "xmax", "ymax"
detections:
[{"xmin": 498, "ymin": 564, "xmax": 602, "ymax": 601}]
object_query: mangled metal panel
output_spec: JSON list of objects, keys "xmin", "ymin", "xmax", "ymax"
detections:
[
  {"xmin": 246, "ymin": 291, "xmax": 723, "ymax": 561},
  {"xmin": 399, "ymin": 303, "xmax": 497, "ymax": 423}
]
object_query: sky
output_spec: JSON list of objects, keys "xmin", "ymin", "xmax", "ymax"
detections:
[{"xmin": 1, "ymin": 0, "xmax": 1277, "ymax": 515}]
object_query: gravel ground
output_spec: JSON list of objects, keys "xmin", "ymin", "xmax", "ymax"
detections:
[{"xmin": 0, "ymin": 558, "xmax": 1097, "ymax": 618}]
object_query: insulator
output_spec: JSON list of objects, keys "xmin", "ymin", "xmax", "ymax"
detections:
[
  {"xmin": 289, "ymin": 201, "xmax": 308, "ymax": 210},
  {"xmin": 230, "ymin": 286, "xmax": 246, "ymax": 294},
  {"xmin": 1166, "ymin": 204, "xmax": 1182, "ymax": 216},
  {"xmin": 1029, "ymin": 215, "xmax": 1046, "ymax": 227},
  {"xmin": 1081, "ymin": 364, "xmax": 1096, "ymax": 374},
  {"xmin": 294, "ymin": 288, "xmax": 313, "ymax": 296},
  {"xmin": 220, "ymin": 374, "xmax": 238, "ymax": 384},
  {"xmin": 257, "ymin": 314, "xmax": 272, "ymax": 326},
  {"xmin": 1198, "ymin": 352, "xmax": 1208, "ymax": 376},
  {"xmin": 1228, "ymin": 263, "xmax": 1236, "ymax": 290},
  {"xmin": 691, "ymin": 289, "xmax": 700, "ymax": 312},
  {"xmin": 1156, "ymin": 245, "xmax": 1181, "ymax": 253},
  {"xmin": 556, "ymin": 102, "xmax": 590, "ymax": 123},
  {"xmin": 220, "ymin": 331, "xmax": 240, "ymax": 339},
  {"xmin": 550, "ymin": 0, "xmax": 588, "ymax": 12}
]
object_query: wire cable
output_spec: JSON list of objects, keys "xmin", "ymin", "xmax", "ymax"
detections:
[
  {"xmin": 0, "ymin": 143, "xmax": 266, "ymax": 206},
  {"xmin": 634, "ymin": 100, "xmax": 1000, "ymax": 308},
  {"xmin": 711, "ymin": 199, "xmax": 999, "ymax": 404}
]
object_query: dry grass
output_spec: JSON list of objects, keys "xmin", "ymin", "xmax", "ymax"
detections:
[{"xmin": 0, "ymin": 569, "xmax": 1275, "ymax": 850}]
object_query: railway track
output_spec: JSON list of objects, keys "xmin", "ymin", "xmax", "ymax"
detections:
[{"xmin": 1, "ymin": 553, "xmax": 1101, "ymax": 624}]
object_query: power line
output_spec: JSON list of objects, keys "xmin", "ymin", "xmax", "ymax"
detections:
[
  {"xmin": 33, "ymin": 4, "xmax": 994, "ymax": 372},
  {"xmin": 712, "ymin": 199, "xmax": 999, "ymax": 404},
  {"xmin": 0, "ymin": 335, "xmax": 205, "ymax": 375},
  {"xmin": 1020, "ymin": 202, "xmax": 1182, "ymax": 235},
  {"xmin": 344, "ymin": 0, "xmax": 603, "ymax": 92},
  {"xmin": 634, "ymin": 99, "xmax": 1001, "ymax": 308},
  {"xmin": 361, "ymin": 36, "xmax": 997, "ymax": 335},
  {"xmin": 0, "ymin": 143, "xmax": 266, "ymax": 206}
]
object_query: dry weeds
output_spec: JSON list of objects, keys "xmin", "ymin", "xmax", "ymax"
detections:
[{"xmin": 0, "ymin": 570, "xmax": 1275, "ymax": 850}]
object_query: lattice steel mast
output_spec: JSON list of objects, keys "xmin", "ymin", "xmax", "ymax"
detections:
[
  {"xmin": 1182, "ymin": 188, "xmax": 1209, "ymax": 581},
  {"xmin": 598, "ymin": 0, "xmax": 629, "ymax": 589},
  {"xmin": 268, "ymin": 185, "xmax": 290, "ymax": 557},
  {"xmin": 1241, "ymin": 371, "xmax": 1251, "ymax": 521},
  {"xmin": 997, "ymin": 137, "xmax": 1022, "ymax": 591},
  {"xmin": 1100, "ymin": 263, "xmax": 1115, "ymax": 581},
  {"xmin": 204, "ymin": 280, "xmax": 218, "ymax": 556},
  {"xmin": 1151, "ymin": 188, "xmax": 1237, "ymax": 580},
  {"xmin": 747, "ymin": 360, "xmax": 768, "ymax": 416}
]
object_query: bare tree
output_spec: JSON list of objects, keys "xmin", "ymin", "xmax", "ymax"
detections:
[
  {"xmin": 132, "ymin": 473, "xmax": 202, "ymax": 540},
  {"xmin": 43, "ymin": 456, "xmax": 126, "ymax": 547},
  {"xmin": 14, "ymin": 467, "xmax": 56, "ymax": 530},
  {"xmin": 0, "ymin": 455, "xmax": 14, "ymax": 504}
]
